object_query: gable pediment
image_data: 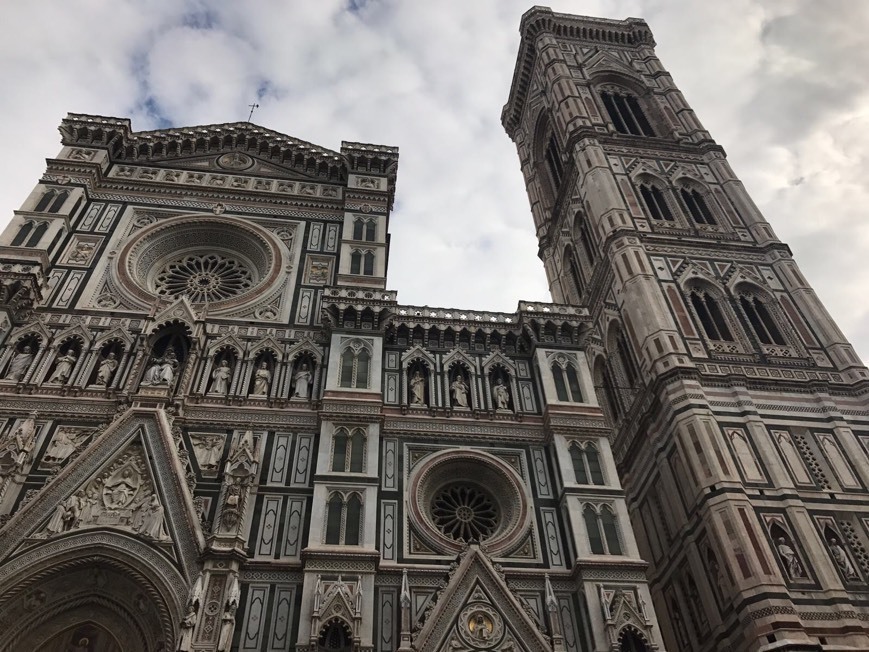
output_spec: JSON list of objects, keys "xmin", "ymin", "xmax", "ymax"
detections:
[
  {"xmin": 0, "ymin": 409, "xmax": 204, "ymax": 585},
  {"xmin": 413, "ymin": 546, "xmax": 552, "ymax": 652}
]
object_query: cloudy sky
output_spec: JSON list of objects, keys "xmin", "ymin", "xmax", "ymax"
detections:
[{"xmin": 1, "ymin": 1, "xmax": 868, "ymax": 360}]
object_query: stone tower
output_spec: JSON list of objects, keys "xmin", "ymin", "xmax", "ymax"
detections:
[{"xmin": 503, "ymin": 7, "xmax": 869, "ymax": 652}]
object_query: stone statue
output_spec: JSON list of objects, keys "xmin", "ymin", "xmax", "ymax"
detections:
[
  {"xmin": 142, "ymin": 349, "xmax": 179, "ymax": 386},
  {"xmin": 47, "ymin": 494, "xmax": 81, "ymax": 534},
  {"xmin": 178, "ymin": 604, "xmax": 197, "ymax": 651},
  {"xmin": 492, "ymin": 377, "xmax": 510, "ymax": 410},
  {"xmin": 776, "ymin": 536, "xmax": 804, "ymax": 579},
  {"xmin": 451, "ymin": 373, "xmax": 470, "ymax": 408},
  {"xmin": 410, "ymin": 370, "xmax": 426, "ymax": 405},
  {"xmin": 251, "ymin": 361, "xmax": 270, "ymax": 396},
  {"xmin": 192, "ymin": 435, "xmax": 224, "ymax": 472},
  {"xmin": 828, "ymin": 537, "xmax": 858, "ymax": 579},
  {"xmin": 94, "ymin": 351, "xmax": 118, "ymax": 386},
  {"xmin": 135, "ymin": 493, "xmax": 167, "ymax": 540},
  {"xmin": 43, "ymin": 428, "xmax": 83, "ymax": 466},
  {"xmin": 292, "ymin": 362, "xmax": 312, "ymax": 399},
  {"xmin": 48, "ymin": 348, "xmax": 77, "ymax": 383},
  {"xmin": 5, "ymin": 345, "xmax": 34, "ymax": 381},
  {"xmin": 209, "ymin": 359, "xmax": 232, "ymax": 395},
  {"xmin": 218, "ymin": 575, "xmax": 241, "ymax": 651}
]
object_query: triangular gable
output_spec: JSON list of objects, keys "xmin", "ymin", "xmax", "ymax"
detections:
[
  {"xmin": 401, "ymin": 344, "xmax": 436, "ymax": 369},
  {"xmin": 413, "ymin": 545, "xmax": 551, "ymax": 652},
  {"xmin": 52, "ymin": 322, "xmax": 93, "ymax": 347},
  {"xmin": 207, "ymin": 333, "xmax": 245, "ymax": 356},
  {"xmin": 584, "ymin": 51, "xmax": 642, "ymax": 82},
  {"xmin": 8, "ymin": 320, "xmax": 51, "ymax": 345},
  {"xmin": 0, "ymin": 408, "xmax": 204, "ymax": 587},
  {"xmin": 93, "ymin": 326, "xmax": 135, "ymax": 348},
  {"xmin": 148, "ymin": 295, "xmax": 201, "ymax": 334},
  {"xmin": 727, "ymin": 264, "xmax": 767, "ymax": 291}
]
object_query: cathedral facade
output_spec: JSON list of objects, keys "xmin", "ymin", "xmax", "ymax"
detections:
[{"xmin": 0, "ymin": 7, "xmax": 865, "ymax": 652}]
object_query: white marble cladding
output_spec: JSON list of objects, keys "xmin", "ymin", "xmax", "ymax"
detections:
[{"xmin": 108, "ymin": 164, "xmax": 342, "ymax": 200}]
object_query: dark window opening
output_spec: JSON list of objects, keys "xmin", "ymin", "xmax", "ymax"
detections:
[
  {"xmin": 681, "ymin": 188, "xmax": 716, "ymax": 225},
  {"xmin": 690, "ymin": 291, "xmax": 733, "ymax": 341},
  {"xmin": 740, "ymin": 296, "xmax": 785, "ymax": 345},
  {"xmin": 545, "ymin": 134, "xmax": 564, "ymax": 190},
  {"xmin": 601, "ymin": 91, "xmax": 655, "ymax": 137},
  {"xmin": 639, "ymin": 185, "xmax": 674, "ymax": 221}
]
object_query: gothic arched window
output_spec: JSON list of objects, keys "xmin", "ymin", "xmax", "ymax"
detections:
[
  {"xmin": 739, "ymin": 294, "xmax": 786, "ymax": 345},
  {"xmin": 363, "ymin": 251, "xmax": 375, "ymax": 276},
  {"xmin": 570, "ymin": 442, "xmax": 605, "ymax": 485},
  {"xmin": 601, "ymin": 91, "xmax": 655, "ymax": 137},
  {"xmin": 352, "ymin": 218, "xmax": 364, "ymax": 240},
  {"xmin": 333, "ymin": 428, "xmax": 366, "ymax": 473},
  {"xmin": 350, "ymin": 251, "xmax": 361, "ymax": 274},
  {"xmin": 48, "ymin": 190, "xmax": 69, "ymax": 214},
  {"xmin": 552, "ymin": 358, "xmax": 583, "ymax": 402},
  {"xmin": 585, "ymin": 504, "xmax": 623, "ymax": 555},
  {"xmin": 545, "ymin": 133, "xmax": 564, "ymax": 190},
  {"xmin": 638, "ymin": 183, "xmax": 674, "ymax": 221},
  {"xmin": 25, "ymin": 222, "xmax": 48, "ymax": 248},
  {"xmin": 689, "ymin": 289, "xmax": 733, "ymax": 342},
  {"xmin": 324, "ymin": 492, "xmax": 363, "ymax": 545},
  {"xmin": 11, "ymin": 221, "xmax": 33, "ymax": 247},
  {"xmin": 364, "ymin": 220, "xmax": 376, "ymax": 242},
  {"xmin": 35, "ymin": 189, "xmax": 57, "ymax": 212},
  {"xmin": 338, "ymin": 342, "xmax": 371, "ymax": 389},
  {"xmin": 680, "ymin": 187, "xmax": 716, "ymax": 225}
]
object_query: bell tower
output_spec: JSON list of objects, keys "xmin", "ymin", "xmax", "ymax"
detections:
[{"xmin": 504, "ymin": 7, "xmax": 869, "ymax": 651}]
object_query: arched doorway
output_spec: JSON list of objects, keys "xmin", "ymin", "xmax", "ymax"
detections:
[
  {"xmin": 38, "ymin": 622, "xmax": 122, "ymax": 652},
  {"xmin": 0, "ymin": 532, "xmax": 185, "ymax": 652}
]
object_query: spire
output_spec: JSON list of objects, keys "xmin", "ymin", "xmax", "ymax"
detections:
[
  {"xmin": 545, "ymin": 574, "xmax": 565, "ymax": 651},
  {"xmin": 398, "ymin": 568, "xmax": 413, "ymax": 652}
]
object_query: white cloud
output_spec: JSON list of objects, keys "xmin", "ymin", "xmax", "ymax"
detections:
[{"xmin": 1, "ymin": 0, "xmax": 868, "ymax": 360}]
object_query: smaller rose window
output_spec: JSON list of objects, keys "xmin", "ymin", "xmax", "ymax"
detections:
[
  {"xmin": 431, "ymin": 484, "xmax": 499, "ymax": 542},
  {"xmin": 153, "ymin": 253, "xmax": 254, "ymax": 303}
]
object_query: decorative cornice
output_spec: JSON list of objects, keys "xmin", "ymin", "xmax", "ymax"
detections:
[{"xmin": 502, "ymin": 8, "xmax": 654, "ymax": 136}]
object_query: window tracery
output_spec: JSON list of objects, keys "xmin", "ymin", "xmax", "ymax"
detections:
[
  {"xmin": 584, "ymin": 503, "xmax": 623, "ymax": 555},
  {"xmin": 600, "ymin": 89, "xmax": 655, "ymax": 137},
  {"xmin": 738, "ymin": 292, "xmax": 786, "ymax": 346},
  {"xmin": 637, "ymin": 183, "xmax": 674, "ymax": 221},
  {"xmin": 679, "ymin": 187, "xmax": 716, "ymax": 225},
  {"xmin": 350, "ymin": 249, "xmax": 375, "ymax": 276},
  {"xmin": 338, "ymin": 339, "xmax": 371, "ymax": 389},
  {"xmin": 331, "ymin": 427, "xmax": 365, "ymax": 473},
  {"xmin": 324, "ymin": 491, "xmax": 363, "ymax": 545},
  {"xmin": 153, "ymin": 253, "xmax": 254, "ymax": 303},
  {"xmin": 570, "ymin": 441, "xmax": 605, "ymax": 485},
  {"xmin": 687, "ymin": 287, "xmax": 733, "ymax": 342}
]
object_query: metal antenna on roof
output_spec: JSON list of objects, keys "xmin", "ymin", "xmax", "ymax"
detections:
[{"xmin": 247, "ymin": 102, "xmax": 260, "ymax": 123}]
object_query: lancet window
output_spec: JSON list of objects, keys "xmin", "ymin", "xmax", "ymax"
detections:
[
  {"xmin": 688, "ymin": 288, "xmax": 733, "ymax": 342},
  {"xmin": 350, "ymin": 249, "xmax": 375, "ymax": 276},
  {"xmin": 352, "ymin": 217, "xmax": 376, "ymax": 242},
  {"xmin": 338, "ymin": 340, "xmax": 371, "ymax": 389},
  {"xmin": 325, "ymin": 492, "xmax": 363, "ymax": 545},
  {"xmin": 331, "ymin": 428, "xmax": 365, "ymax": 473},
  {"xmin": 738, "ymin": 292, "xmax": 786, "ymax": 346},
  {"xmin": 601, "ymin": 90, "xmax": 655, "ymax": 137},
  {"xmin": 680, "ymin": 187, "xmax": 716, "ymax": 225},
  {"xmin": 570, "ymin": 442, "xmax": 605, "ymax": 485},
  {"xmin": 34, "ymin": 188, "xmax": 69, "ymax": 213},
  {"xmin": 552, "ymin": 356, "xmax": 583, "ymax": 402},
  {"xmin": 584, "ymin": 503, "xmax": 623, "ymax": 555},
  {"xmin": 638, "ymin": 183, "xmax": 674, "ymax": 221}
]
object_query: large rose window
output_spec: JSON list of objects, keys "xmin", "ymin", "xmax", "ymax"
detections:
[
  {"xmin": 408, "ymin": 449, "xmax": 531, "ymax": 556},
  {"xmin": 115, "ymin": 215, "xmax": 287, "ymax": 313},
  {"xmin": 431, "ymin": 483, "xmax": 499, "ymax": 542},
  {"xmin": 153, "ymin": 253, "xmax": 254, "ymax": 302}
]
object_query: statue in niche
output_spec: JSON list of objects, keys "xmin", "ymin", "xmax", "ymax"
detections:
[
  {"xmin": 209, "ymin": 359, "xmax": 232, "ymax": 395},
  {"xmin": 0, "ymin": 412, "xmax": 38, "ymax": 472},
  {"xmin": 251, "ymin": 361, "xmax": 271, "ymax": 396},
  {"xmin": 827, "ymin": 536, "xmax": 859, "ymax": 580},
  {"xmin": 451, "ymin": 373, "xmax": 470, "ymax": 408},
  {"xmin": 292, "ymin": 362, "xmax": 313, "ymax": 399},
  {"xmin": 94, "ymin": 351, "xmax": 118, "ymax": 386},
  {"xmin": 46, "ymin": 494, "xmax": 81, "ymax": 534},
  {"xmin": 141, "ymin": 348, "xmax": 179, "ymax": 387},
  {"xmin": 43, "ymin": 428, "xmax": 86, "ymax": 466},
  {"xmin": 5, "ymin": 344, "xmax": 34, "ymax": 381},
  {"xmin": 776, "ymin": 536, "xmax": 805, "ymax": 579},
  {"xmin": 492, "ymin": 377, "xmax": 510, "ymax": 410},
  {"xmin": 134, "ymin": 494, "xmax": 167, "ymax": 540},
  {"xmin": 217, "ymin": 575, "xmax": 241, "ymax": 651},
  {"xmin": 178, "ymin": 604, "xmax": 197, "ymax": 652},
  {"xmin": 193, "ymin": 435, "xmax": 224, "ymax": 472},
  {"xmin": 410, "ymin": 370, "xmax": 426, "ymax": 406},
  {"xmin": 48, "ymin": 349, "xmax": 77, "ymax": 383}
]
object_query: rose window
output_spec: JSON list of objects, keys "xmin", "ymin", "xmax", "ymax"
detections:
[
  {"xmin": 153, "ymin": 253, "xmax": 254, "ymax": 302},
  {"xmin": 431, "ymin": 483, "xmax": 499, "ymax": 542}
]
